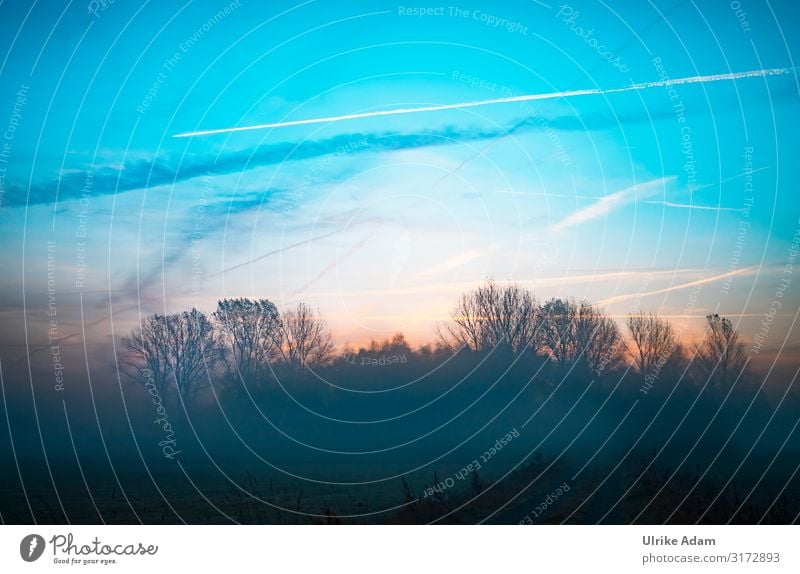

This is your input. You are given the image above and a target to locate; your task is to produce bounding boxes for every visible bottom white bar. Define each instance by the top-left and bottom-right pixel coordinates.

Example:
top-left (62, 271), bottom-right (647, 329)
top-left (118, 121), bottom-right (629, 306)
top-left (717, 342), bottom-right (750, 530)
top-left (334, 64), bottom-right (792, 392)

top-left (1, 525), bottom-right (797, 573)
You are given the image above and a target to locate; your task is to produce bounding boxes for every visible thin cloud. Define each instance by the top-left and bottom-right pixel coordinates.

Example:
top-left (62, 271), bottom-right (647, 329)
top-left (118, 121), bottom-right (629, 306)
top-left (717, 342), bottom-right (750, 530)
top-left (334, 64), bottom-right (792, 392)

top-left (643, 200), bottom-right (743, 212)
top-left (211, 229), bottom-right (343, 277)
top-left (4, 119), bottom-right (777, 209)
top-left (290, 234), bottom-right (375, 296)
top-left (116, 190), bottom-right (276, 300)
top-left (299, 268), bottom-right (692, 299)
top-left (550, 176), bottom-right (674, 232)
top-left (418, 248), bottom-right (488, 277)
top-left (495, 190), bottom-right (602, 200)
top-left (689, 165), bottom-right (771, 192)
top-left (599, 266), bottom-right (759, 306)
top-left (174, 68), bottom-right (793, 137)
top-left (3, 122), bottom-right (554, 207)
top-left (642, 166), bottom-right (770, 212)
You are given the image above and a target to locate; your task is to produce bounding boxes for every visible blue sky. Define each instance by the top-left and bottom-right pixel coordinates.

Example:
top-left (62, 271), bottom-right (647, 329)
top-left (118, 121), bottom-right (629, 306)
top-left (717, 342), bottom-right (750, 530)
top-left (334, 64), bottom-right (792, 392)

top-left (0, 0), bottom-right (798, 354)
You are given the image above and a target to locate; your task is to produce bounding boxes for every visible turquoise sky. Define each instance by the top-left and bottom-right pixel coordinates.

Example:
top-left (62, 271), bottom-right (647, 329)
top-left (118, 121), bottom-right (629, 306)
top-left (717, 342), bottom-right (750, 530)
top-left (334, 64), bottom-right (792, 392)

top-left (0, 0), bottom-right (798, 357)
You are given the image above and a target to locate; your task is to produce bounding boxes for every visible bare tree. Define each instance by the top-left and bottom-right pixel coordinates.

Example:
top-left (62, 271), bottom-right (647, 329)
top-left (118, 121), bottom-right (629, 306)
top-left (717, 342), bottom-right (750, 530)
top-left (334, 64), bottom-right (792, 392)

top-left (693, 314), bottom-right (747, 389)
top-left (538, 299), bottom-right (621, 370)
top-left (539, 298), bottom-right (578, 364)
top-left (626, 312), bottom-right (676, 376)
top-left (436, 287), bottom-right (485, 352)
top-left (437, 281), bottom-right (539, 354)
top-left (279, 303), bottom-right (335, 369)
top-left (122, 308), bottom-right (220, 400)
top-left (214, 298), bottom-right (282, 389)
top-left (121, 313), bottom-right (172, 397)
top-left (573, 302), bottom-right (623, 373)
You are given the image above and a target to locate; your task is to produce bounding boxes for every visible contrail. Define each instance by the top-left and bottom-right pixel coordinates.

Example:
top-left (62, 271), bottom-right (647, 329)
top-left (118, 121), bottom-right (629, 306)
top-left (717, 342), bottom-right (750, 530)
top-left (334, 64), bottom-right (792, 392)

top-left (209, 229), bottom-right (342, 277)
top-left (289, 233), bottom-right (374, 296)
top-left (174, 67), bottom-right (792, 138)
top-left (643, 200), bottom-right (743, 211)
top-left (550, 176), bottom-right (674, 232)
top-left (599, 266), bottom-right (758, 306)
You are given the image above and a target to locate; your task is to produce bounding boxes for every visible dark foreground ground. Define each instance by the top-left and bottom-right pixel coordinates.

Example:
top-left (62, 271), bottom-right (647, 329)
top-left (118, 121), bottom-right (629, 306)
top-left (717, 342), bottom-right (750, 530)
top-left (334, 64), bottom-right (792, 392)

top-left (2, 350), bottom-right (799, 524)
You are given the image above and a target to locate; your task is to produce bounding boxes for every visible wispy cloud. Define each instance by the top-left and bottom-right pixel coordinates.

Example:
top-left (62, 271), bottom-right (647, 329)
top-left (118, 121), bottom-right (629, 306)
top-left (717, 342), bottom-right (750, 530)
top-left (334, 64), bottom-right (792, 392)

top-left (114, 190), bottom-right (276, 302)
top-left (5, 111), bottom-right (778, 209)
top-left (640, 166), bottom-right (770, 212)
top-left (689, 165), bottom-right (771, 192)
top-left (599, 266), bottom-right (759, 305)
top-left (3, 122), bottom-right (549, 207)
top-left (300, 268), bottom-right (693, 300)
top-left (643, 200), bottom-right (743, 212)
top-left (418, 248), bottom-right (488, 277)
top-left (495, 190), bottom-right (601, 200)
top-left (174, 68), bottom-right (793, 137)
top-left (210, 229), bottom-right (343, 278)
top-left (290, 234), bottom-right (374, 296)
top-left (550, 176), bottom-right (674, 232)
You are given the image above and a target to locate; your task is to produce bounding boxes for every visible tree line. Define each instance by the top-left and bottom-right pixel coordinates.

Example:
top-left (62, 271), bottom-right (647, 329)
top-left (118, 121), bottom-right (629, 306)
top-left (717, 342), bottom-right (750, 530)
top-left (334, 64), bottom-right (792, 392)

top-left (121, 300), bottom-right (334, 401)
top-left (120, 281), bottom-right (748, 401)
top-left (438, 281), bottom-right (747, 386)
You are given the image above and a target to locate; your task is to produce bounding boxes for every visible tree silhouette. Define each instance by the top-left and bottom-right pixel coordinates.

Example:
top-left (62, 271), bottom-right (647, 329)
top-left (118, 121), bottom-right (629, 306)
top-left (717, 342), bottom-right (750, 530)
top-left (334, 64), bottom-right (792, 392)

top-left (121, 313), bottom-right (173, 397)
top-left (122, 308), bottom-right (220, 400)
top-left (98, 284), bottom-right (800, 526)
top-left (341, 332), bottom-right (413, 365)
top-left (279, 302), bottom-right (335, 369)
top-left (693, 313), bottom-right (747, 389)
top-left (214, 298), bottom-right (282, 389)
top-left (539, 298), bottom-right (577, 365)
top-left (538, 299), bottom-right (621, 370)
top-left (574, 301), bottom-right (623, 373)
top-left (437, 280), bottom-right (539, 354)
top-left (626, 311), bottom-right (676, 376)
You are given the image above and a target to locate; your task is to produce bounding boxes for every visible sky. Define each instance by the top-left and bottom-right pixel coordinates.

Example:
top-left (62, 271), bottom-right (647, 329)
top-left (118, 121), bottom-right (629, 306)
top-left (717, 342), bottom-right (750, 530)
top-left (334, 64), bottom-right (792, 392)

top-left (0, 0), bottom-right (798, 358)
